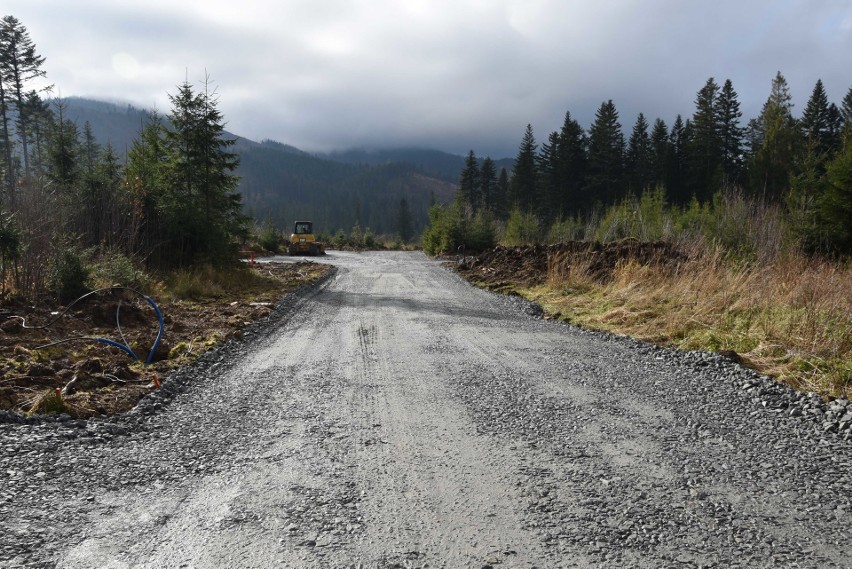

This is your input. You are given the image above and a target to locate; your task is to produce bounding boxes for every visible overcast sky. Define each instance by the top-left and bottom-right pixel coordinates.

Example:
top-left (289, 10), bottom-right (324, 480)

top-left (5, 0), bottom-right (852, 158)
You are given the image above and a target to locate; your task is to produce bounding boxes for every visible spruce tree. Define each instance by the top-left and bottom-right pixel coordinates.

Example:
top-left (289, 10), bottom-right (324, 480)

top-left (649, 118), bottom-right (669, 190)
top-left (842, 86), bottom-right (852, 137)
top-left (716, 79), bottom-right (744, 187)
top-left (509, 124), bottom-right (539, 212)
top-left (625, 113), bottom-right (651, 194)
top-left (458, 150), bottom-right (480, 210)
top-left (826, 103), bottom-right (843, 154)
top-left (750, 71), bottom-right (800, 199)
top-left (800, 79), bottom-right (832, 157)
top-left (538, 130), bottom-right (561, 222)
top-left (819, 134), bottom-right (852, 253)
top-left (479, 157), bottom-right (496, 214)
top-left (126, 112), bottom-right (169, 254)
top-left (585, 100), bottom-right (625, 206)
top-left (687, 77), bottom-right (722, 202)
top-left (556, 111), bottom-right (587, 214)
top-left (493, 167), bottom-right (510, 220)
top-left (667, 115), bottom-right (688, 203)
top-left (162, 76), bottom-right (245, 266)
top-left (0, 84), bottom-right (11, 202)
top-left (0, 16), bottom-right (49, 181)
top-left (22, 91), bottom-right (50, 173)
top-left (47, 99), bottom-right (80, 194)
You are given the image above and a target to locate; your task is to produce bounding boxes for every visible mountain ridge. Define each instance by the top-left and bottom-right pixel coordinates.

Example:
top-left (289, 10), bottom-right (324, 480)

top-left (57, 97), bottom-right (484, 235)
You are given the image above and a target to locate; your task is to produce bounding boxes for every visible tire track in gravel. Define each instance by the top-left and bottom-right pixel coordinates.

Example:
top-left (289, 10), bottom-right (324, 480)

top-left (3, 251), bottom-right (851, 569)
top-left (336, 267), bottom-right (549, 568)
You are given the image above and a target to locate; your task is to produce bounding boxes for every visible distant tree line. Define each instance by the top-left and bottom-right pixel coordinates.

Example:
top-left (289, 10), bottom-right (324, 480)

top-left (0, 15), bottom-right (246, 299)
top-left (237, 145), bottom-right (444, 241)
top-left (429, 73), bottom-right (852, 255)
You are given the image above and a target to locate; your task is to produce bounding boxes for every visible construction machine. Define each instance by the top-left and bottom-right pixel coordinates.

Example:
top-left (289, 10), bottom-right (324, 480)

top-left (288, 221), bottom-right (325, 256)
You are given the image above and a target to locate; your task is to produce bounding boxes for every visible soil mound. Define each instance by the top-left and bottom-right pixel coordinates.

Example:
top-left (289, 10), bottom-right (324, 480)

top-left (456, 240), bottom-right (688, 288)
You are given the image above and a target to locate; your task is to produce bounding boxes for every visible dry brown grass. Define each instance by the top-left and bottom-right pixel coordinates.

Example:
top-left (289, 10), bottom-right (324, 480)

top-left (538, 246), bottom-right (852, 398)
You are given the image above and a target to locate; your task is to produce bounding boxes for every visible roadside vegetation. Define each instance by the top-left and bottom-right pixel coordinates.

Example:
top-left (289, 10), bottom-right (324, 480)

top-left (0, 17), bottom-right (336, 417)
top-left (430, 75), bottom-right (852, 399)
top-left (541, 193), bottom-right (850, 398)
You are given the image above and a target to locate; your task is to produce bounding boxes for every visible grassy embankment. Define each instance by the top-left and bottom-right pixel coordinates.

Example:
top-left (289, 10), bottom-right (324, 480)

top-left (463, 190), bottom-right (851, 399)
top-left (525, 247), bottom-right (851, 399)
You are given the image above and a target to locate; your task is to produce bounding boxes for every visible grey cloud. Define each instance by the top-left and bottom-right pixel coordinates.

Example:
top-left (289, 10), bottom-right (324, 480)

top-left (5, 0), bottom-right (851, 159)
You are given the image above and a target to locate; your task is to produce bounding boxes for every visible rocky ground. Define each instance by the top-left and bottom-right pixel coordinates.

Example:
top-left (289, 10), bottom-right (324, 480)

top-left (1, 251), bottom-right (850, 568)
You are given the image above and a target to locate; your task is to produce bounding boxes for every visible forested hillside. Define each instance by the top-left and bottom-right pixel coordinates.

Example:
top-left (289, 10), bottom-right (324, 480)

top-left (57, 98), bottom-right (458, 236)
top-left (237, 141), bottom-right (455, 235)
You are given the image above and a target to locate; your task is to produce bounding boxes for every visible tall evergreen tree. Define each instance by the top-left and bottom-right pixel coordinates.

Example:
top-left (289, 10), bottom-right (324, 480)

top-left (667, 115), bottom-right (688, 203)
top-left (716, 79), bottom-right (745, 186)
top-left (0, 16), bottom-right (48, 181)
top-left (750, 71), bottom-right (800, 199)
top-left (649, 118), bottom-right (669, 190)
top-left (493, 167), bottom-right (510, 220)
top-left (538, 130), bottom-right (561, 222)
top-left (161, 77), bottom-right (245, 266)
top-left (555, 111), bottom-right (587, 214)
top-left (479, 157), bottom-right (496, 214)
top-left (458, 150), bottom-right (480, 210)
top-left (509, 124), bottom-right (539, 212)
top-left (687, 77), bottom-right (722, 201)
top-left (126, 112), bottom-right (169, 250)
top-left (22, 90), bottom-right (50, 173)
top-left (800, 79), bottom-right (832, 157)
top-left (819, 133), bottom-right (852, 253)
top-left (826, 103), bottom-right (843, 154)
top-left (0, 29), bottom-right (12, 202)
top-left (625, 113), bottom-right (651, 194)
top-left (841, 86), bottom-right (852, 137)
top-left (585, 100), bottom-right (624, 206)
top-left (47, 99), bottom-right (80, 194)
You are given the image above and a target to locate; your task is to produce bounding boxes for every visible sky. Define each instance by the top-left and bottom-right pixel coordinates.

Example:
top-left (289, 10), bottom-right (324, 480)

top-left (5, 0), bottom-right (852, 158)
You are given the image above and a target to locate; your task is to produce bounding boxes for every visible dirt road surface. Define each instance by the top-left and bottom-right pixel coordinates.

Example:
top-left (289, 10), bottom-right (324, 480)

top-left (2, 251), bottom-right (851, 568)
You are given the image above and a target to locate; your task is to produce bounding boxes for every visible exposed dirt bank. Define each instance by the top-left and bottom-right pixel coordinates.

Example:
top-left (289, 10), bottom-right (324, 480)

top-left (0, 261), bottom-right (331, 419)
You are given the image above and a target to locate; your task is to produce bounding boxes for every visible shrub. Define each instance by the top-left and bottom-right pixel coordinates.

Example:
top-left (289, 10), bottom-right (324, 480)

top-left (819, 138), bottom-right (852, 254)
top-left (594, 188), bottom-right (674, 242)
top-left (48, 244), bottom-right (90, 303)
top-left (422, 203), bottom-right (463, 254)
top-left (257, 223), bottom-right (282, 253)
top-left (89, 249), bottom-right (152, 291)
top-left (548, 215), bottom-right (585, 243)
top-left (466, 210), bottom-right (497, 251)
top-left (502, 208), bottom-right (540, 246)
top-left (705, 190), bottom-right (785, 262)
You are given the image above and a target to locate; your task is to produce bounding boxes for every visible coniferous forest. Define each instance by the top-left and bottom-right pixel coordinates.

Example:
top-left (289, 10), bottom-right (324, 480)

top-left (425, 74), bottom-right (852, 258)
top-left (1, 14), bottom-right (851, 305)
top-left (0, 16), bottom-right (251, 300)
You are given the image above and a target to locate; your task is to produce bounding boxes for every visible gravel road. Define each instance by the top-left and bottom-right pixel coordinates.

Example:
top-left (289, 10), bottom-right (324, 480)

top-left (2, 251), bottom-right (851, 568)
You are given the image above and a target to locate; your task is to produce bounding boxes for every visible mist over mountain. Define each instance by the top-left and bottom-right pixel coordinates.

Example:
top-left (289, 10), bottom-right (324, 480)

top-left (59, 97), bottom-right (474, 236)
